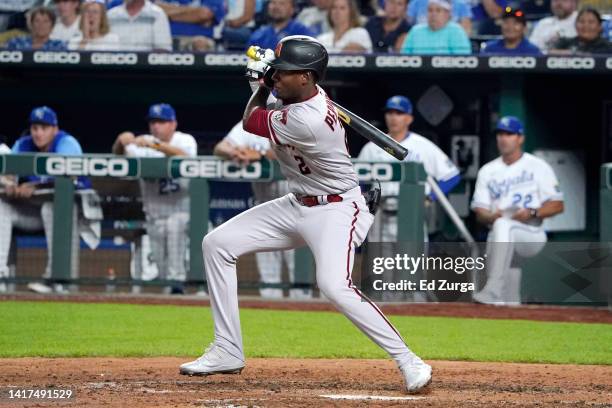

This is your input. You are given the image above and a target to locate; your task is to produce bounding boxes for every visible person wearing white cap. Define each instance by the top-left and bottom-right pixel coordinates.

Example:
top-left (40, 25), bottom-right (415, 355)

top-left (68, 0), bottom-right (120, 50)
top-left (398, 0), bottom-right (471, 54)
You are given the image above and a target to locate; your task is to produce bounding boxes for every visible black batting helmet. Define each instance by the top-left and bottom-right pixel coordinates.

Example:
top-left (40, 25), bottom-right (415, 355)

top-left (270, 36), bottom-right (329, 81)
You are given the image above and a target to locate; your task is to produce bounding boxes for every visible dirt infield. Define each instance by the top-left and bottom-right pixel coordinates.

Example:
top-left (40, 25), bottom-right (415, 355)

top-left (2, 292), bottom-right (611, 323)
top-left (1, 357), bottom-right (611, 407)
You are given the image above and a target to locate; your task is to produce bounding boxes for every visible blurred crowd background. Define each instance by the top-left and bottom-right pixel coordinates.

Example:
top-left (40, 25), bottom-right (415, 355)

top-left (0, 0), bottom-right (610, 55)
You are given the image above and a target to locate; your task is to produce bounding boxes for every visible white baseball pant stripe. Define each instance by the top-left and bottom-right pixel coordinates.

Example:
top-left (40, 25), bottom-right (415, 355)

top-left (202, 187), bottom-right (415, 368)
top-left (482, 218), bottom-right (546, 301)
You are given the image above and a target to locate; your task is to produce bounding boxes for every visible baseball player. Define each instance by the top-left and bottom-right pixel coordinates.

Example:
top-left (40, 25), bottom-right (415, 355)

top-left (0, 107), bottom-right (85, 294)
top-left (214, 122), bottom-right (311, 299)
top-left (180, 36), bottom-right (432, 393)
top-left (357, 95), bottom-right (461, 243)
top-left (471, 116), bottom-right (564, 305)
top-left (112, 103), bottom-right (197, 294)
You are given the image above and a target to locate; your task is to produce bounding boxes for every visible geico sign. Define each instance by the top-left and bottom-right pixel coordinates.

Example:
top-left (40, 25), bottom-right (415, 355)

top-left (546, 57), bottom-right (595, 69)
top-left (488, 56), bottom-right (536, 69)
top-left (33, 51), bottom-right (80, 64)
top-left (0, 51), bottom-right (23, 63)
top-left (375, 55), bottom-right (422, 68)
top-left (148, 53), bottom-right (194, 65)
top-left (328, 55), bottom-right (366, 68)
top-left (606, 58), bottom-right (612, 70)
top-left (45, 157), bottom-right (130, 176)
top-left (178, 160), bottom-right (262, 179)
top-left (91, 52), bottom-right (138, 65)
top-left (431, 56), bottom-right (478, 69)
top-left (354, 163), bottom-right (394, 181)
top-left (204, 53), bottom-right (248, 66)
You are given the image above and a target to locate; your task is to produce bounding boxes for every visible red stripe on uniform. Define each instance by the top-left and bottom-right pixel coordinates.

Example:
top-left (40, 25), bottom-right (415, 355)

top-left (345, 201), bottom-right (406, 344)
top-left (267, 110), bottom-right (281, 145)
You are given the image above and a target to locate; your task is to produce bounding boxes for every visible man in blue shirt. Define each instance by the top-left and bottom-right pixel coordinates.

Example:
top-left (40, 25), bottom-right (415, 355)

top-left (482, 8), bottom-right (542, 55)
top-left (469, 0), bottom-right (507, 34)
top-left (248, 0), bottom-right (314, 49)
top-left (155, 0), bottom-right (225, 51)
top-left (0, 107), bottom-right (84, 294)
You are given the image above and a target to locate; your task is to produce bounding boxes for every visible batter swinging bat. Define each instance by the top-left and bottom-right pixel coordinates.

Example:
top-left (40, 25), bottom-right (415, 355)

top-left (246, 46), bottom-right (408, 161)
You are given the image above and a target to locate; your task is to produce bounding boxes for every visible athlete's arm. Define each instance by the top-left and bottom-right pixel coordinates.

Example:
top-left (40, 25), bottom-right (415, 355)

top-left (474, 207), bottom-right (502, 226)
top-left (512, 200), bottom-right (564, 222)
top-left (151, 141), bottom-right (188, 157)
top-left (243, 86), bottom-right (272, 138)
top-left (213, 139), bottom-right (238, 160)
top-left (112, 132), bottom-right (135, 155)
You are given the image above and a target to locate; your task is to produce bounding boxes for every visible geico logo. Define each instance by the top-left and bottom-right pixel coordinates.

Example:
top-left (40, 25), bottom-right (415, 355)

top-left (328, 55), bottom-right (366, 67)
top-left (0, 51), bottom-right (23, 63)
top-left (148, 53), bottom-right (195, 65)
top-left (488, 56), bottom-right (536, 69)
top-left (179, 160), bottom-right (262, 178)
top-left (431, 56), bottom-right (478, 68)
top-left (91, 52), bottom-right (138, 65)
top-left (606, 58), bottom-right (612, 70)
top-left (546, 57), bottom-right (595, 69)
top-left (45, 157), bottom-right (130, 176)
top-left (204, 53), bottom-right (248, 66)
top-left (354, 163), bottom-right (394, 181)
top-left (375, 55), bottom-right (422, 68)
top-left (33, 51), bottom-right (80, 64)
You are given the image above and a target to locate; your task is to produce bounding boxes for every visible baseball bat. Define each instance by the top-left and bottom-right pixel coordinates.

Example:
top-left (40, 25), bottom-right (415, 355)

top-left (331, 101), bottom-right (408, 161)
top-left (245, 46), bottom-right (408, 161)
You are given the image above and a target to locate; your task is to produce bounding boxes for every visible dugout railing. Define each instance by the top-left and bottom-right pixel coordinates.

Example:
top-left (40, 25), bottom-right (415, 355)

top-left (0, 153), bottom-right (426, 291)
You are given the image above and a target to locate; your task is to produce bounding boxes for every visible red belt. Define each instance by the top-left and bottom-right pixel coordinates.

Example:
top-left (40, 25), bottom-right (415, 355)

top-left (296, 194), bottom-right (343, 207)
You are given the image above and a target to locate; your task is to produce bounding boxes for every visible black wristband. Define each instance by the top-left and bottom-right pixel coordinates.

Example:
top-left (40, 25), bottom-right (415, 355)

top-left (529, 208), bottom-right (538, 218)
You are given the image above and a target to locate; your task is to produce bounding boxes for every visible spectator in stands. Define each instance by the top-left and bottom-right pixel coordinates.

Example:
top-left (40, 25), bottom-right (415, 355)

top-left (529, 0), bottom-right (577, 52)
top-left (604, 19), bottom-right (611, 41)
top-left (68, 0), bottom-right (119, 50)
top-left (481, 7), bottom-right (542, 55)
top-left (297, 0), bottom-right (332, 36)
top-left (549, 7), bottom-right (612, 54)
top-left (248, 0), bottom-right (314, 49)
top-left (107, 0), bottom-right (172, 51)
top-left (0, 107), bottom-right (89, 294)
top-left (317, 0), bottom-right (372, 52)
top-left (365, 0), bottom-right (411, 52)
top-left (112, 104), bottom-right (197, 295)
top-left (407, 0), bottom-right (472, 34)
top-left (50, 0), bottom-right (81, 42)
top-left (357, 0), bottom-right (381, 17)
top-left (6, 7), bottom-right (67, 50)
top-left (469, 0), bottom-right (507, 35)
top-left (219, 0), bottom-right (256, 50)
top-left (398, 0), bottom-right (471, 54)
top-left (155, 0), bottom-right (224, 51)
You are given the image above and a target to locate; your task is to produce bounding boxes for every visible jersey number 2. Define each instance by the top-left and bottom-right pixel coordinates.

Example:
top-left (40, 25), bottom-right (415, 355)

top-left (293, 155), bottom-right (311, 175)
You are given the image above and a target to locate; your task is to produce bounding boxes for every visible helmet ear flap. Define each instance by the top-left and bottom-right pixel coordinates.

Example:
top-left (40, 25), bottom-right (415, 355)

top-left (263, 67), bottom-right (276, 88)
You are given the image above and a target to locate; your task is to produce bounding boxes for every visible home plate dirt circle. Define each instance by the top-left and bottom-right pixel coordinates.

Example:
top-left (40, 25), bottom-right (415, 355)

top-left (1, 357), bottom-right (610, 407)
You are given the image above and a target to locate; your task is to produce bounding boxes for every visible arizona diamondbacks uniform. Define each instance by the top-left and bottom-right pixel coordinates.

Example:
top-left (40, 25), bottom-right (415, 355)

top-left (471, 152), bottom-right (563, 302)
top-left (358, 132), bottom-right (460, 242)
top-left (223, 122), bottom-right (311, 299)
top-left (203, 85), bottom-right (422, 370)
top-left (125, 132), bottom-right (197, 282)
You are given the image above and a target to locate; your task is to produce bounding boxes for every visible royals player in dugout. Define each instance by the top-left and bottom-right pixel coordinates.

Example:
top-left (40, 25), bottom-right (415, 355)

top-left (179, 36), bottom-right (432, 393)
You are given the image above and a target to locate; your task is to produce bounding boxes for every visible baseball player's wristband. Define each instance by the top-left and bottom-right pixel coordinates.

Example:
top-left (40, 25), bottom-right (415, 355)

top-left (529, 208), bottom-right (539, 219)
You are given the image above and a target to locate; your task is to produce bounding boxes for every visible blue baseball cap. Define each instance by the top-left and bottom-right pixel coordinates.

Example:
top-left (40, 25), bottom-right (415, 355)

top-left (495, 116), bottom-right (524, 135)
top-left (146, 103), bottom-right (176, 122)
top-left (29, 106), bottom-right (58, 126)
top-left (384, 95), bottom-right (412, 114)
